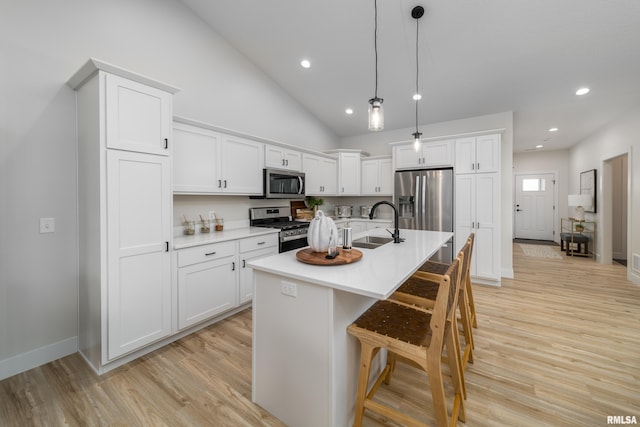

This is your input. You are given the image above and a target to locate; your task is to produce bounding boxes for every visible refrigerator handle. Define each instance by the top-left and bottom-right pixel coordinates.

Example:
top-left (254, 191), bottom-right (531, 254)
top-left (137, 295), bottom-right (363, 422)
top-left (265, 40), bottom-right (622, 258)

top-left (422, 175), bottom-right (427, 229)
top-left (415, 175), bottom-right (420, 225)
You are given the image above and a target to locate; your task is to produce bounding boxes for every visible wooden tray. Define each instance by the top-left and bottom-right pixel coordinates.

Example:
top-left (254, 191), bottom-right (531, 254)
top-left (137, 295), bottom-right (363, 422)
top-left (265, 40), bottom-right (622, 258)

top-left (295, 248), bottom-right (363, 266)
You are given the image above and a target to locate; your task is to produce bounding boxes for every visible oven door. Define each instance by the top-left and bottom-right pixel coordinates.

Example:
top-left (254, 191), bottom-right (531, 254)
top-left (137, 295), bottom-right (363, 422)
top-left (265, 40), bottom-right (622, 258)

top-left (264, 169), bottom-right (305, 199)
top-left (280, 234), bottom-right (308, 253)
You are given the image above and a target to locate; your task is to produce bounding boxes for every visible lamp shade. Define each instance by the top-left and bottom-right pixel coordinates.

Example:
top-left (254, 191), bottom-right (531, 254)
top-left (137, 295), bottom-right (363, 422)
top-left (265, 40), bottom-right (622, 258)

top-left (568, 194), bottom-right (592, 208)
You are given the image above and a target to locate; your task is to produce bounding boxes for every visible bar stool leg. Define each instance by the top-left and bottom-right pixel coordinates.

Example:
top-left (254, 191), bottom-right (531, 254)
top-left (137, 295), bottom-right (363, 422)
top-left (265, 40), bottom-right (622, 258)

top-left (353, 341), bottom-right (376, 427)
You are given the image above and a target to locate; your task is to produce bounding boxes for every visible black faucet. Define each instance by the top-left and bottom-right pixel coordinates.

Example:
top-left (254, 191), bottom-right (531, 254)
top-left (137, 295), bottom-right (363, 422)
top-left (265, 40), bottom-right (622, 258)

top-left (369, 201), bottom-right (403, 243)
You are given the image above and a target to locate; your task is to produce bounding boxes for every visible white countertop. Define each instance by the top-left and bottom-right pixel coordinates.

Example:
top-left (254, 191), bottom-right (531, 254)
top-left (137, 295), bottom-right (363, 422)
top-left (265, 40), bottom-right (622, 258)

top-left (173, 227), bottom-right (279, 250)
top-left (248, 228), bottom-right (453, 299)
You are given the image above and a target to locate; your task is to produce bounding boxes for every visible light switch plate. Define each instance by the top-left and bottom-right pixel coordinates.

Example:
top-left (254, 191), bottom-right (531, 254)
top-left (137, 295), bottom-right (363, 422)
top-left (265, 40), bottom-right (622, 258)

top-left (40, 217), bottom-right (55, 233)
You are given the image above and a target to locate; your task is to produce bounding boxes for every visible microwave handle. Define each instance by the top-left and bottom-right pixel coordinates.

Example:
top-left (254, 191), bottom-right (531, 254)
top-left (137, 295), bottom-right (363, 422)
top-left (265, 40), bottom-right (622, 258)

top-left (298, 176), bottom-right (304, 194)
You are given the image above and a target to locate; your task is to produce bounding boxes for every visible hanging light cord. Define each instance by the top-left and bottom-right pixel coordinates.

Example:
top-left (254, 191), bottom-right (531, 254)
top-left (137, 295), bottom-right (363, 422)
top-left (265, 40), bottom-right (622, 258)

top-left (414, 12), bottom-right (419, 134)
top-left (374, 0), bottom-right (379, 99)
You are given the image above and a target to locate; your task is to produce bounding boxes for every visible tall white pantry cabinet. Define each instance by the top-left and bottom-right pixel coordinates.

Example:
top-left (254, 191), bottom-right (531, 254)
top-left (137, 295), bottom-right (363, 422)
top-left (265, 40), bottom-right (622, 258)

top-left (68, 59), bottom-right (179, 373)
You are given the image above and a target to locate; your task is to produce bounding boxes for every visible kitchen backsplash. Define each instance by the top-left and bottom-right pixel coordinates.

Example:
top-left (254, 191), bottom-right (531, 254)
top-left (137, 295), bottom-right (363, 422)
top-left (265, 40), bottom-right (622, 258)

top-left (173, 194), bottom-right (394, 228)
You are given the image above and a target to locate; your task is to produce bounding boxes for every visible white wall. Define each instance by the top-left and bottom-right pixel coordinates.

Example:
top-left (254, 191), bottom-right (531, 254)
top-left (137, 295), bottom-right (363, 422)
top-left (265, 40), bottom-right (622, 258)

top-left (341, 111), bottom-right (515, 280)
top-left (0, 0), bottom-right (338, 378)
top-left (568, 104), bottom-right (640, 284)
top-left (513, 149), bottom-right (571, 242)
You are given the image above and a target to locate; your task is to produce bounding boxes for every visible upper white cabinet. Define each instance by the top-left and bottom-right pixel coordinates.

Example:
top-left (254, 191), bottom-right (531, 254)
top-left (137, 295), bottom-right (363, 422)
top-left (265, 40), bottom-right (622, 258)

top-left (393, 139), bottom-right (454, 170)
top-left (361, 157), bottom-right (392, 195)
top-left (265, 144), bottom-right (302, 171)
top-left (105, 74), bottom-right (172, 156)
top-left (221, 135), bottom-right (265, 194)
top-left (338, 152), bottom-right (361, 195)
top-left (455, 134), bottom-right (501, 174)
top-left (303, 153), bottom-right (337, 195)
top-left (173, 121), bottom-right (264, 195)
top-left (173, 123), bottom-right (221, 193)
top-left (68, 59), bottom-right (178, 372)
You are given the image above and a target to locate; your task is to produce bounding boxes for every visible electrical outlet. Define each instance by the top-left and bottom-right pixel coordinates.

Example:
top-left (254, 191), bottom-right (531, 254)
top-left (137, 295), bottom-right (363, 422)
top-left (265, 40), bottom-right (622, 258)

top-left (280, 282), bottom-right (297, 297)
top-left (209, 210), bottom-right (216, 220)
top-left (40, 217), bottom-right (55, 233)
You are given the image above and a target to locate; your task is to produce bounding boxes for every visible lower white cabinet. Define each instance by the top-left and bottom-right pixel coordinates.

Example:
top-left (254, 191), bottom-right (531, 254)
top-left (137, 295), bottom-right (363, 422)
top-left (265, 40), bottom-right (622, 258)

top-left (176, 233), bottom-right (278, 330)
top-left (239, 235), bottom-right (278, 303)
top-left (177, 241), bottom-right (238, 329)
top-left (455, 173), bottom-right (501, 281)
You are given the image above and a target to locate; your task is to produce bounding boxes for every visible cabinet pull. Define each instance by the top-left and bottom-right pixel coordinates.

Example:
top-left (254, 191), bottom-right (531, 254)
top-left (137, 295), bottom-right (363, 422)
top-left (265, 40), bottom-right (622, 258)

top-left (471, 163), bottom-right (475, 170)
top-left (286, 159), bottom-right (289, 166)
top-left (165, 241), bottom-right (169, 252)
top-left (477, 162), bottom-right (480, 170)
top-left (282, 158), bottom-right (285, 166)
top-left (257, 241), bottom-right (266, 245)
top-left (164, 138), bottom-right (168, 149)
top-left (232, 262), bottom-right (236, 271)
top-left (223, 180), bottom-right (227, 188)
top-left (218, 180), bottom-right (222, 188)
top-left (205, 251), bottom-right (217, 256)
top-left (242, 259), bottom-right (246, 268)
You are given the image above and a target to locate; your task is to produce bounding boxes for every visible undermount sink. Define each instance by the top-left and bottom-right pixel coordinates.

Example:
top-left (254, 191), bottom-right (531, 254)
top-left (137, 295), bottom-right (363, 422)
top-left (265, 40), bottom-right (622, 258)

top-left (351, 235), bottom-right (394, 249)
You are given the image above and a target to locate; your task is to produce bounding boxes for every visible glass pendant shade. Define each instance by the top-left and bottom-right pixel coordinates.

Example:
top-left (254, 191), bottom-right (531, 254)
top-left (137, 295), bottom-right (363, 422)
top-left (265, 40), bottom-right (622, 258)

top-left (413, 131), bottom-right (422, 152)
top-left (368, 98), bottom-right (384, 131)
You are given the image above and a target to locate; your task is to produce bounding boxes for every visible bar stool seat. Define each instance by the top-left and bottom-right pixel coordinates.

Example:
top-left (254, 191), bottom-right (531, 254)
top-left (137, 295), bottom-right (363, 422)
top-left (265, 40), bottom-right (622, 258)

top-left (391, 236), bottom-right (475, 370)
top-left (348, 259), bottom-right (465, 427)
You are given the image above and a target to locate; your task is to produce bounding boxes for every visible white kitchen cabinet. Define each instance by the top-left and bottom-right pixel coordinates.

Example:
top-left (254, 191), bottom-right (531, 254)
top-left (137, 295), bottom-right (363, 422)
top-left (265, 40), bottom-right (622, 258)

top-left (173, 123), bottom-right (221, 193)
top-left (173, 121), bottom-right (264, 195)
top-left (366, 220), bottom-right (393, 230)
top-left (105, 74), bottom-right (172, 156)
top-left (393, 139), bottom-right (453, 170)
top-left (177, 241), bottom-right (238, 330)
top-left (239, 235), bottom-right (279, 304)
top-left (455, 134), bottom-right (501, 174)
top-left (221, 134), bottom-right (265, 193)
top-left (455, 173), bottom-right (501, 281)
top-left (106, 150), bottom-right (172, 360)
top-left (69, 59), bottom-right (178, 372)
top-left (338, 152), bottom-right (361, 195)
top-left (265, 144), bottom-right (302, 171)
top-left (347, 220), bottom-right (367, 235)
top-left (303, 153), bottom-right (337, 195)
top-left (361, 157), bottom-right (392, 195)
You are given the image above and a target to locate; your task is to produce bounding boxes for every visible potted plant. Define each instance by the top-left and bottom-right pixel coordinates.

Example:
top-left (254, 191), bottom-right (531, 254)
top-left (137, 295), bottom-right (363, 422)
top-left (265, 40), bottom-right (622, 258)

top-left (305, 196), bottom-right (324, 215)
top-left (575, 221), bottom-right (585, 233)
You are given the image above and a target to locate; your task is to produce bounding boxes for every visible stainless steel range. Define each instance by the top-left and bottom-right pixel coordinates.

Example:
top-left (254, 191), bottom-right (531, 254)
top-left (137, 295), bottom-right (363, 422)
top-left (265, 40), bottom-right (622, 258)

top-left (249, 206), bottom-right (309, 253)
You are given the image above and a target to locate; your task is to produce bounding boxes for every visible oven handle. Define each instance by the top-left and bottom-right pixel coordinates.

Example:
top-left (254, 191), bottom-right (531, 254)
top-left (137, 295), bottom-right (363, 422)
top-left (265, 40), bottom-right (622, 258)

top-left (298, 176), bottom-right (304, 194)
top-left (280, 234), bottom-right (308, 243)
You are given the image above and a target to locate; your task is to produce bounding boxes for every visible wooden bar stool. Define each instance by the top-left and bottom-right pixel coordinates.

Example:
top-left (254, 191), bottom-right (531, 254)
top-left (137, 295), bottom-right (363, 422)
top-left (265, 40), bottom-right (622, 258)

top-left (419, 234), bottom-right (477, 329)
top-left (347, 258), bottom-right (465, 427)
top-left (391, 236), bottom-right (475, 371)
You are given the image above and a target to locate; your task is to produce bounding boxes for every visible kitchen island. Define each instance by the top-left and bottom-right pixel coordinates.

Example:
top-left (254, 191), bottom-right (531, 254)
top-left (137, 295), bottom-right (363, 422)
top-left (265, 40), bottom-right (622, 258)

top-left (248, 228), bottom-right (453, 427)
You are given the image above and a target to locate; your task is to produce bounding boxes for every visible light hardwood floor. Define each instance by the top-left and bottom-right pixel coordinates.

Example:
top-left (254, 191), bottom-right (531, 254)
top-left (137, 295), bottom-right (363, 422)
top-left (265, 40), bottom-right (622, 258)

top-left (2, 244), bottom-right (639, 426)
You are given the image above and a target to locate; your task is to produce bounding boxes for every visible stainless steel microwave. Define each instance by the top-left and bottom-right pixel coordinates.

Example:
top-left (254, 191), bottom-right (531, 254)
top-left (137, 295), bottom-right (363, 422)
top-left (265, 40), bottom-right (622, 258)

top-left (254, 168), bottom-right (305, 199)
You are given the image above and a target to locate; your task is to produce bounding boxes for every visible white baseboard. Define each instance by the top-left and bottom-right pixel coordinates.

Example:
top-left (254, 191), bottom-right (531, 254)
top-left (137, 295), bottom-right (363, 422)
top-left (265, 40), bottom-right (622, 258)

top-left (0, 336), bottom-right (78, 381)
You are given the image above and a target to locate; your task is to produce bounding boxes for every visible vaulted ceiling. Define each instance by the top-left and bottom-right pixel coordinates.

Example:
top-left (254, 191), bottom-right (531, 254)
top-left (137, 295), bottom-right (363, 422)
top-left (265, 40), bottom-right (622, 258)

top-left (179, 0), bottom-right (640, 152)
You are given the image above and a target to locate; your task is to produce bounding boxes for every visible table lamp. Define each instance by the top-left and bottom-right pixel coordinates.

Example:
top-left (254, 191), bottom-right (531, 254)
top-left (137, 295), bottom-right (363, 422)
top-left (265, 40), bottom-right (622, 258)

top-left (568, 194), bottom-right (592, 221)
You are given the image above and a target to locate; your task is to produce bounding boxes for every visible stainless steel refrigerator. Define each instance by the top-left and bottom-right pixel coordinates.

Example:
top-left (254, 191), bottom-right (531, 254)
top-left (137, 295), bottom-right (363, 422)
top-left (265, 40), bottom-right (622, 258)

top-left (395, 168), bottom-right (454, 263)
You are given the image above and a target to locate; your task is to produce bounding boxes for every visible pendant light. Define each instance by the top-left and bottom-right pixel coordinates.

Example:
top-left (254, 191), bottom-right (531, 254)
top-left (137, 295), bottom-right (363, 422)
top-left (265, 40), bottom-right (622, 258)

top-left (368, 0), bottom-right (384, 131)
top-left (411, 6), bottom-right (424, 151)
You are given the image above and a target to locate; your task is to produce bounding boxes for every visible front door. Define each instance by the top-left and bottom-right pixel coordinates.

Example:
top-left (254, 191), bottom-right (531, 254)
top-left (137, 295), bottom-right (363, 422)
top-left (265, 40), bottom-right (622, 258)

top-left (514, 173), bottom-right (555, 240)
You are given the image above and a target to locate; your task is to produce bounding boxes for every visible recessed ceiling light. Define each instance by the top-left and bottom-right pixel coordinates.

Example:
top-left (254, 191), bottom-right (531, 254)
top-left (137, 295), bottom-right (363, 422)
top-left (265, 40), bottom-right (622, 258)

top-left (412, 93), bottom-right (422, 101)
top-left (345, 108), bottom-right (354, 115)
top-left (536, 144), bottom-right (544, 149)
top-left (549, 127), bottom-right (559, 132)
top-left (300, 59), bottom-right (311, 69)
top-left (576, 87), bottom-right (590, 96)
